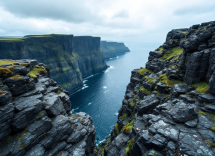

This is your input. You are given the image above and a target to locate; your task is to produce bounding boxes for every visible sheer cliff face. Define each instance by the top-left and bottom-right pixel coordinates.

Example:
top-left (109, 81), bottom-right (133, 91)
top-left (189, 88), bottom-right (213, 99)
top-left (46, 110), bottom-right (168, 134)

top-left (100, 21), bottom-right (215, 156)
top-left (0, 39), bottom-right (24, 59)
top-left (0, 35), bottom-right (107, 94)
top-left (73, 36), bottom-right (107, 78)
top-left (100, 41), bottom-right (130, 59)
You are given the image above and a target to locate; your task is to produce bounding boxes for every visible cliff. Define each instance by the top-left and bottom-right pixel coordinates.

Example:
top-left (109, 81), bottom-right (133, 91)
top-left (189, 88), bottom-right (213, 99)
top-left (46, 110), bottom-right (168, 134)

top-left (73, 36), bottom-right (107, 78)
top-left (100, 41), bottom-right (130, 59)
top-left (0, 59), bottom-right (96, 155)
top-left (99, 21), bottom-right (215, 156)
top-left (0, 35), bottom-right (107, 94)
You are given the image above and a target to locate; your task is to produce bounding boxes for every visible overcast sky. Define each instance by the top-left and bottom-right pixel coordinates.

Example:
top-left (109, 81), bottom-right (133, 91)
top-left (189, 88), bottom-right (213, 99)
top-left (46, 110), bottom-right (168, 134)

top-left (0, 0), bottom-right (215, 49)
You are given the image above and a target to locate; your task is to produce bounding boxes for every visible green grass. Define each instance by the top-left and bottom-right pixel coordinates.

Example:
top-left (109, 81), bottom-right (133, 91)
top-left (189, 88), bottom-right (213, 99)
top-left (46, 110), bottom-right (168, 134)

top-left (0, 60), bottom-right (15, 65)
top-left (121, 113), bottom-right (128, 121)
top-left (126, 147), bottom-right (130, 154)
top-left (123, 120), bottom-right (135, 132)
top-left (0, 136), bottom-right (12, 149)
top-left (199, 110), bottom-right (207, 116)
top-left (9, 74), bottom-right (22, 80)
top-left (159, 47), bottom-right (183, 61)
top-left (138, 68), bottom-right (152, 76)
top-left (158, 47), bottom-right (163, 53)
top-left (167, 39), bottom-right (178, 43)
top-left (0, 66), bottom-right (16, 75)
top-left (115, 123), bottom-right (120, 135)
top-left (207, 141), bottom-right (215, 148)
top-left (126, 137), bottom-right (135, 154)
top-left (19, 144), bottom-right (25, 149)
top-left (144, 76), bottom-right (156, 84)
top-left (28, 65), bottom-right (47, 78)
top-left (155, 91), bottom-right (160, 95)
top-left (159, 73), bottom-right (186, 87)
top-left (191, 82), bottom-right (209, 94)
top-left (0, 38), bottom-right (25, 42)
top-left (130, 101), bottom-right (135, 107)
top-left (98, 137), bottom-right (111, 156)
top-left (127, 137), bottom-right (135, 148)
top-left (139, 86), bottom-right (152, 95)
top-left (210, 127), bottom-right (215, 131)
top-left (210, 114), bottom-right (215, 122)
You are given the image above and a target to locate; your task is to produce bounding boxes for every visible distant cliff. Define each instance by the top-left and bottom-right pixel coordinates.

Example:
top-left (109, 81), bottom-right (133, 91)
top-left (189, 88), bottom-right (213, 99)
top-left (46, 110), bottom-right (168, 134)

top-left (0, 35), bottom-right (107, 94)
top-left (100, 41), bottom-right (130, 59)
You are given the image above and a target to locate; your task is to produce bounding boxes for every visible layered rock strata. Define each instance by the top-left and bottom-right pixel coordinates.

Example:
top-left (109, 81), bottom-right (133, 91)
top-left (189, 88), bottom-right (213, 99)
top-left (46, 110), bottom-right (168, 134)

top-left (99, 21), bottom-right (215, 156)
top-left (100, 41), bottom-right (130, 59)
top-left (0, 59), bottom-right (96, 156)
top-left (0, 35), bottom-right (107, 94)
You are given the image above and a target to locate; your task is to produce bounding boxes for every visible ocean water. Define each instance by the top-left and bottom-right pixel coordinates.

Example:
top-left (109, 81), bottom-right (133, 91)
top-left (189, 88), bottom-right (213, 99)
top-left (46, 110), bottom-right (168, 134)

top-left (69, 45), bottom-right (159, 144)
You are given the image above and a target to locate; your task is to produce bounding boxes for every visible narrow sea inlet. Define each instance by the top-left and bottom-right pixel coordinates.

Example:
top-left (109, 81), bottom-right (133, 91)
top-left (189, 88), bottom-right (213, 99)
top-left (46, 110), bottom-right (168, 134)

top-left (70, 45), bottom-right (157, 144)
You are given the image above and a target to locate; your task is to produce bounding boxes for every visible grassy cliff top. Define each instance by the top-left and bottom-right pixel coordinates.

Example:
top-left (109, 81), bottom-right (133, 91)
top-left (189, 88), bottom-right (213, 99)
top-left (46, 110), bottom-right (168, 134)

top-left (0, 34), bottom-right (74, 43)
top-left (0, 37), bottom-right (25, 42)
top-left (24, 34), bottom-right (72, 38)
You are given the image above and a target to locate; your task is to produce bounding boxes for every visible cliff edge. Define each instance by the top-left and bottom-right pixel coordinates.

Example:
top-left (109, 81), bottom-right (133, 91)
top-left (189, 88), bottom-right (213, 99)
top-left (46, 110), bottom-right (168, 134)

top-left (0, 59), bottom-right (96, 156)
top-left (0, 34), bottom-right (107, 94)
top-left (99, 21), bottom-right (215, 156)
top-left (100, 41), bottom-right (130, 59)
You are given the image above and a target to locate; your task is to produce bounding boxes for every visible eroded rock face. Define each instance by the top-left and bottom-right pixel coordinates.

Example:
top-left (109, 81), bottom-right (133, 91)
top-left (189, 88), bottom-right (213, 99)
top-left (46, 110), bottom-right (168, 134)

top-left (101, 21), bottom-right (215, 156)
top-left (0, 59), bottom-right (96, 156)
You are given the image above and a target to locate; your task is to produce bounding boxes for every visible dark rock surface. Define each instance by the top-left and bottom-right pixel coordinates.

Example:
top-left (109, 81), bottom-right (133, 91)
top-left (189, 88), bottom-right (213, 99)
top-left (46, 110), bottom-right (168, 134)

top-left (100, 21), bottom-right (215, 156)
top-left (0, 60), bottom-right (96, 156)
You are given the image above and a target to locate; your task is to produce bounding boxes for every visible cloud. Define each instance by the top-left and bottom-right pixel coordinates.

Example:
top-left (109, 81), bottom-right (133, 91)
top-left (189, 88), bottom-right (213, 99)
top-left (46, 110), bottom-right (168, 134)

top-left (174, 4), bottom-right (215, 16)
top-left (0, 0), bottom-right (215, 50)
top-left (0, 0), bottom-right (102, 23)
top-left (112, 11), bottom-right (129, 19)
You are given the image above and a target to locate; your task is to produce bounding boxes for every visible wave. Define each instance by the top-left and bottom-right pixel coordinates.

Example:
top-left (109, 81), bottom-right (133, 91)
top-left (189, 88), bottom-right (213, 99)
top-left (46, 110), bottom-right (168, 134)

top-left (71, 107), bottom-right (79, 114)
top-left (82, 84), bottom-right (88, 90)
top-left (104, 66), bottom-right (115, 73)
top-left (85, 75), bottom-right (94, 79)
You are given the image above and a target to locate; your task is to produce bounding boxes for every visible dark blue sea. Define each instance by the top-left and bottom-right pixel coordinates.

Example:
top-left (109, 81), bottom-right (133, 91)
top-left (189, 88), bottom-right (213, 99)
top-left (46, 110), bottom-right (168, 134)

top-left (69, 45), bottom-right (159, 144)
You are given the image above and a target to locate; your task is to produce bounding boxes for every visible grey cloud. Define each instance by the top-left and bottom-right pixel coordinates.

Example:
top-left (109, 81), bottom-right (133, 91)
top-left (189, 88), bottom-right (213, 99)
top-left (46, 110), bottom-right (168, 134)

top-left (112, 10), bottom-right (129, 18)
top-left (0, 0), bottom-right (102, 23)
top-left (174, 4), bottom-right (215, 16)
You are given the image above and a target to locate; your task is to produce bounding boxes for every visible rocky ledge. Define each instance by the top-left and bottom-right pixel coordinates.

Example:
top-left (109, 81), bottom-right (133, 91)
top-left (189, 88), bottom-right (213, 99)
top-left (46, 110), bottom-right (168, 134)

top-left (0, 59), bottom-right (96, 156)
top-left (99, 21), bottom-right (215, 156)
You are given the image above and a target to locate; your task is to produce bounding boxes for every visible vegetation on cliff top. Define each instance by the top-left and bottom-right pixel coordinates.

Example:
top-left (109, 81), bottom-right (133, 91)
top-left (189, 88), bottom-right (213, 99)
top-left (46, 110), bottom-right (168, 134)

top-left (159, 73), bottom-right (186, 86)
top-left (138, 68), bottom-right (152, 76)
top-left (159, 47), bottom-right (183, 61)
top-left (0, 38), bottom-right (25, 42)
top-left (191, 82), bottom-right (210, 94)
top-left (28, 65), bottom-right (47, 78)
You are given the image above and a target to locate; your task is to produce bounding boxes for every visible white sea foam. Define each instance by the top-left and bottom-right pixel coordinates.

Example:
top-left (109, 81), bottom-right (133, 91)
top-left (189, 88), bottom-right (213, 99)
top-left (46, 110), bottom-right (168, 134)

top-left (71, 107), bottom-right (79, 114)
top-left (82, 84), bottom-right (88, 90)
top-left (83, 80), bottom-right (88, 83)
top-left (103, 86), bottom-right (107, 89)
top-left (104, 66), bottom-right (115, 73)
top-left (104, 90), bottom-right (109, 93)
top-left (85, 75), bottom-right (94, 79)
